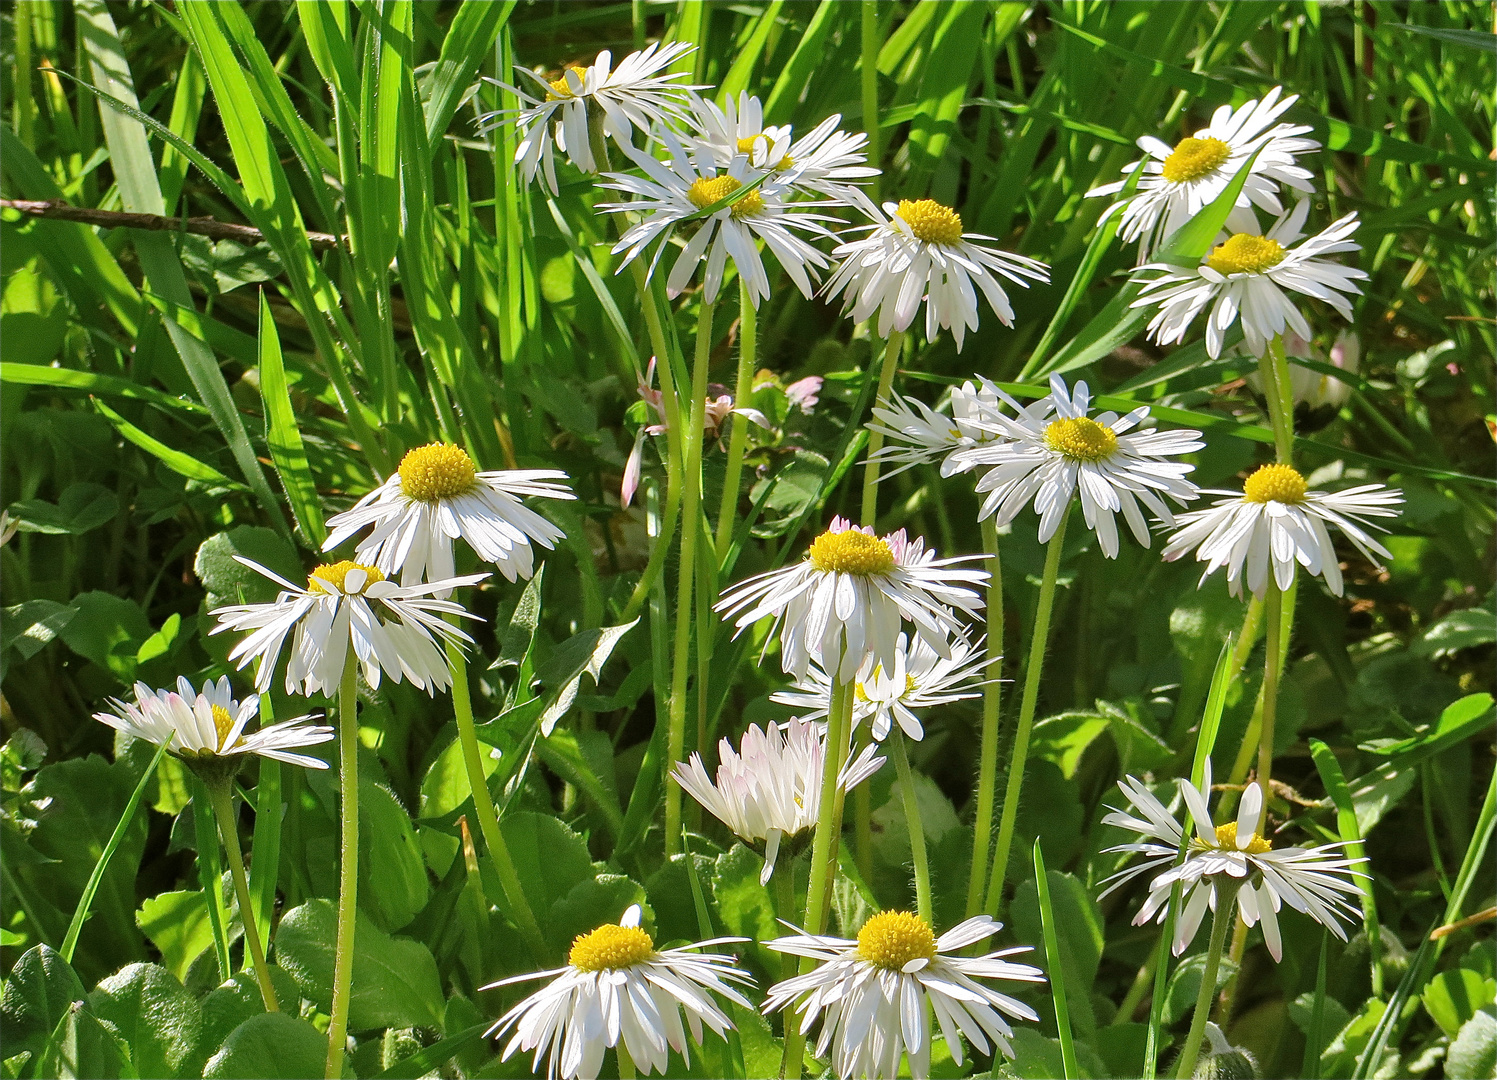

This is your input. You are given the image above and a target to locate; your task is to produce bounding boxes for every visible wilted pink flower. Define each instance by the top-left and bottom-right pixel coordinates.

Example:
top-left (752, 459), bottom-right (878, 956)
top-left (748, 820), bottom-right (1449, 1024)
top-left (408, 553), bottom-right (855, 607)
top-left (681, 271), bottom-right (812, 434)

top-left (785, 375), bottom-right (823, 413)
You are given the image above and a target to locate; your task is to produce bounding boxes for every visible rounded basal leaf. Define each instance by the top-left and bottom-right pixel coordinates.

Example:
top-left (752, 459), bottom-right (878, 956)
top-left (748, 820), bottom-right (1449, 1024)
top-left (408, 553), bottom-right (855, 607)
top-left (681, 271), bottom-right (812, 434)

top-left (193, 526), bottom-right (303, 607)
top-left (0, 945), bottom-right (87, 1063)
top-left (1447, 1010), bottom-right (1497, 1080)
top-left (203, 1012), bottom-right (331, 1080)
top-left (88, 962), bottom-right (204, 1080)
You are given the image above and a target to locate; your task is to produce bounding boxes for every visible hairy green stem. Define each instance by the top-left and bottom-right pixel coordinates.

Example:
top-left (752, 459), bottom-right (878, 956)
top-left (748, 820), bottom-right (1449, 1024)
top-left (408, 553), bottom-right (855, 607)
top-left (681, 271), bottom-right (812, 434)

top-left (986, 507), bottom-right (1070, 917)
top-left (1174, 881), bottom-right (1241, 1079)
top-left (967, 516), bottom-right (1005, 918)
top-left (1257, 583), bottom-right (1284, 799)
top-left (714, 278), bottom-right (757, 561)
top-left (325, 652), bottom-right (359, 1080)
top-left (616, 1041), bottom-right (637, 1080)
top-left (858, 331), bottom-right (904, 527)
top-left (665, 296), bottom-right (715, 856)
top-left (891, 733), bottom-right (932, 924)
top-left (206, 780), bottom-right (279, 1013)
top-left (773, 863), bottom-right (799, 985)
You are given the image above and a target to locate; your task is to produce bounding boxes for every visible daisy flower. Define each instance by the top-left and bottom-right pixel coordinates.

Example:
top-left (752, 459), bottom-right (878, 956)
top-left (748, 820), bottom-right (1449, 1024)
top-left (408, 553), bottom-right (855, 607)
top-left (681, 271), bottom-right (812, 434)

top-left (323, 443), bottom-right (573, 590)
top-left (480, 42), bottom-right (700, 195)
top-left (1131, 200), bottom-right (1367, 359)
top-left (715, 517), bottom-right (986, 683)
top-left (210, 559), bottom-right (484, 696)
top-left (1099, 768), bottom-right (1367, 961)
top-left (865, 377), bottom-right (1007, 480)
top-left (599, 132), bottom-right (833, 308)
top-left (823, 199), bottom-right (1050, 351)
top-left (672, 718), bottom-right (884, 884)
top-left (686, 91), bottom-right (878, 205)
top-left (93, 677), bottom-right (333, 769)
top-left (1162, 462), bottom-right (1402, 597)
top-left (1087, 86), bottom-right (1319, 261)
top-left (483, 904), bottom-right (755, 1080)
top-left (772, 631), bottom-right (988, 742)
top-left (762, 912), bottom-right (1045, 1080)
top-left (947, 375), bottom-right (1204, 558)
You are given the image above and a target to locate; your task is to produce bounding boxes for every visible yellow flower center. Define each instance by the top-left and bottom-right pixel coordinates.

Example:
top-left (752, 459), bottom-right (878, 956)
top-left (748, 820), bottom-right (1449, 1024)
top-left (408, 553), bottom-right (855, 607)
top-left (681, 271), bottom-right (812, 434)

top-left (733, 134), bottom-right (792, 170)
top-left (857, 911), bottom-right (937, 971)
top-left (568, 923), bottom-right (655, 972)
top-left (687, 174), bottom-right (763, 219)
top-left (307, 561), bottom-right (386, 596)
top-left (1206, 234), bottom-right (1287, 276)
top-left (1044, 417), bottom-right (1118, 462)
top-left (398, 443), bottom-right (478, 502)
top-left (1160, 136), bottom-right (1233, 183)
top-left (546, 66), bottom-right (586, 99)
top-left (210, 704), bottom-right (239, 750)
top-left (808, 529), bottom-right (896, 577)
top-left (895, 199), bottom-right (963, 245)
top-left (1214, 821), bottom-right (1273, 855)
top-left (1242, 463), bottom-right (1308, 505)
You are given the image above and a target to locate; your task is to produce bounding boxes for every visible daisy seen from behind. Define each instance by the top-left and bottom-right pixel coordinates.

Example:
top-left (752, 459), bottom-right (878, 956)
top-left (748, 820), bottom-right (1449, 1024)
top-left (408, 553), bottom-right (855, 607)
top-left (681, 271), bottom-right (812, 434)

top-left (772, 631), bottom-right (988, 742)
top-left (1162, 462), bottom-right (1402, 597)
top-left (762, 911), bottom-right (1045, 1080)
top-left (947, 374), bottom-right (1204, 558)
top-left (210, 558), bottom-right (484, 696)
top-left (1087, 86), bottom-right (1319, 261)
top-left (715, 517), bottom-right (986, 683)
top-left (480, 41), bottom-right (700, 195)
top-left (864, 377), bottom-right (1008, 480)
top-left (93, 676), bottom-right (333, 769)
top-left (672, 717), bottom-right (884, 884)
top-left (823, 198), bottom-right (1050, 351)
top-left (483, 904), bottom-right (755, 1080)
top-left (1099, 767), bottom-right (1367, 961)
top-left (323, 442), bottom-right (574, 589)
top-left (599, 132), bottom-right (833, 308)
top-left (1131, 199), bottom-right (1367, 358)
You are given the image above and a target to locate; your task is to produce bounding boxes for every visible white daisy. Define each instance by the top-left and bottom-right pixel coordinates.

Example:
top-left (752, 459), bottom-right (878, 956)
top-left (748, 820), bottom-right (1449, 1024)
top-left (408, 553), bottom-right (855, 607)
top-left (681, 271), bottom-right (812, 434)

top-left (93, 677), bottom-right (333, 769)
top-left (1087, 86), bottom-right (1320, 261)
top-left (1099, 768), bottom-right (1367, 962)
top-left (772, 632), bottom-right (988, 742)
top-left (672, 718), bottom-right (884, 885)
top-left (762, 912), bottom-right (1045, 1080)
top-left (686, 91), bottom-right (878, 205)
top-left (1161, 462), bottom-right (1402, 598)
top-left (864, 377), bottom-right (1008, 480)
top-left (483, 904), bottom-right (755, 1080)
top-left (715, 517), bottom-right (986, 683)
top-left (1131, 200), bottom-right (1367, 359)
top-left (823, 199), bottom-right (1050, 351)
top-left (599, 132), bottom-right (834, 308)
top-left (210, 559), bottom-right (484, 696)
top-left (480, 42), bottom-right (700, 195)
top-left (947, 375), bottom-right (1203, 558)
top-left (323, 443), bottom-right (573, 590)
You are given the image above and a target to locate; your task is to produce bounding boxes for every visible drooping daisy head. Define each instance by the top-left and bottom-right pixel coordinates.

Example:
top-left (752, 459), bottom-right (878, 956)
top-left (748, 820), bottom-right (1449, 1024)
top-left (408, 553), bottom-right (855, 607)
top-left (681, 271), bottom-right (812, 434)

top-left (1162, 462), bottom-right (1402, 597)
top-left (1131, 200), bottom-right (1368, 359)
top-left (772, 631), bottom-right (988, 742)
top-left (947, 375), bottom-right (1204, 558)
top-left (1087, 86), bottom-right (1320, 262)
top-left (762, 912), bottom-right (1045, 1080)
top-left (673, 718), bottom-right (884, 884)
top-left (483, 904), bottom-right (754, 1080)
top-left (1099, 768), bottom-right (1367, 961)
top-left (322, 443), bottom-right (573, 591)
top-left (866, 377), bottom-right (1009, 479)
top-left (823, 199), bottom-right (1050, 350)
top-left (599, 132), bottom-right (834, 308)
top-left (715, 517), bottom-right (986, 683)
top-left (93, 677), bottom-right (333, 774)
top-left (479, 42), bottom-right (701, 195)
top-left (210, 558), bottom-right (485, 697)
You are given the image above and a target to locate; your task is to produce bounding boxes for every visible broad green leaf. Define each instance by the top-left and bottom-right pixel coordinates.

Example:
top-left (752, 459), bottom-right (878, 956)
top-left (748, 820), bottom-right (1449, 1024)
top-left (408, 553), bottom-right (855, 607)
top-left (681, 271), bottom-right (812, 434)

top-left (88, 963), bottom-right (203, 1080)
top-left (418, 733), bottom-right (499, 820)
top-left (1447, 1009), bottom-right (1497, 1080)
top-left (198, 969), bottom-right (303, 1065)
top-left (2, 600), bottom-right (76, 672)
top-left (1028, 713), bottom-right (1110, 780)
top-left (359, 778), bottom-right (430, 932)
top-left (1423, 969), bottom-right (1497, 1039)
top-left (202, 1012), bottom-right (328, 1080)
top-left (57, 591), bottom-right (152, 682)
top-left (193, 527), bottom-right (304, 607)
top-left (135, 891), bottom-right (215, 982)
top-left (712, 843), bottom-right (779, 977)
top-left (535, 729), bottom-right (623, 839)
top-left (1012, 869), bottom-right (1104, 1037)
top-left (497, 811), bottom-right (594, 919)
top-left (1163, 953), bottom-right (1240, 1027)
top-left (0, 945), bottom-right (88, 1065)
top-left (545, 875), bottom-right (649, 956)
top-left (537, 619), bottom-right (639, 735)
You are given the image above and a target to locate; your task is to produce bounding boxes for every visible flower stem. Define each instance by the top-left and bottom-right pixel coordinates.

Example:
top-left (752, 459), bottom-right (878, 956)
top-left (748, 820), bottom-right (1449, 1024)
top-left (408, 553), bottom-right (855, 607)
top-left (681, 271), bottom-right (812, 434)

top-left (616, 1042), bottom-right (637, 1080)
top-left (779, 676), bottom-right (854, 1080)
top-left (1174, 881), bottom-right (1241, 1079)
top-left (445, 621), bottom-right (548, 962)
top-left (665, 296), bottom-right (715, 856)
top-left (858, 331), bottom-right (904, 527)
top-left (205, 780), bottom-right (278, 1013)
top-left (891, 733), bottom-right (932, 924)
top-left (1257, 582), bottom-right (1284, 800)
top-left (714, 278), bottom-right (757, 562)
top-left (325, 651), bottom-right (360, 1080)
top-left (985, 507), bottom-right (1070, 917)
top-left (773, 862), bottom-right (799, 984)
top-left (966, 516), bottom-right (1005, 919)
top-left (1259, 336), bottom-right (1296, 465)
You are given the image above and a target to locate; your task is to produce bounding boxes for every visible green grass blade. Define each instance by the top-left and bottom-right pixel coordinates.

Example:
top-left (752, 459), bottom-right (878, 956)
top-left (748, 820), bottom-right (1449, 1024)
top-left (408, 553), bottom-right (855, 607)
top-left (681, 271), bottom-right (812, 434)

top-left (192, 778), bottom-right (233, 982)
top-left (1192, 636), bottom-right (1236, 790)
top-left (158, 50), bottom-right (205, 214)
top-left (1033, 841), bottom-right (1080, 1079)
top-left (249, 717), bottom-right (282, 972)
top-left (424, 0), bottom-right (515, 147)
top-left (1309, 739), bottom-right (1380, 993)
top-left (91, 397), bottom-right (245, 488)
top-left (59, 740), bottom-right (169, 964)
top-left (716, 0), bottom-right (784, 104)
top-left (0, 363), bottom-right (207, 414)
top-left (257, 290), bottom-right (326, 546)
top-left (904, 1), bottom-right (986, 201)
top-left (763, 2), bottom-right (839, 124)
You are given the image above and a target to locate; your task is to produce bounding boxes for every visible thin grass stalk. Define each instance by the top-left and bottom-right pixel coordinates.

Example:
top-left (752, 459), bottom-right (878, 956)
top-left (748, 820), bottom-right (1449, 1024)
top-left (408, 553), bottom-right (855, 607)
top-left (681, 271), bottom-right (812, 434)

top-left (205, 779), bottom-right (279, 1012)
top-left (1034, 841), bottom-right (1079, 1080)
top-left (714, 279), bottom-right (757, 561)
top-left (858, 331), bottom-right (905, 527)
top-left (986, 507), bottom-right (1070, 916)
top-left (1174, 880), bottom-right (1242, 1079)
top-left (325, 650), bottom-right (360, 1080)
top-left (665, 296), bottom-right (716, 856)
top-left (966, 516), bottom-right (1005, 918)
top-left (890, 733), bottom-right (932, 923)
top-left (860, 1), bottom-right (881, 202)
